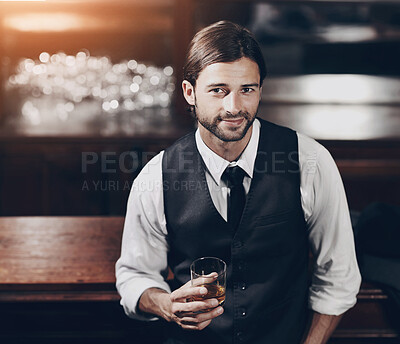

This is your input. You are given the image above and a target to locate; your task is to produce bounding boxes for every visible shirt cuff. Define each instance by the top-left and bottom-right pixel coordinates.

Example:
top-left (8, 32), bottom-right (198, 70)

top-left (119, 277), bottom-right (171, 321)
top-left (308, 281), bottom-right (361, 316)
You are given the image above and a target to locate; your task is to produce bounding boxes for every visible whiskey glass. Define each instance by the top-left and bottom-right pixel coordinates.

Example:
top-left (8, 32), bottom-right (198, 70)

top-left (190, 257), bottom-right (226, 307)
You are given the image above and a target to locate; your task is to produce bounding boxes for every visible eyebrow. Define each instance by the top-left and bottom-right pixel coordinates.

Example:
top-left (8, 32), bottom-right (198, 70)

top-left (206, 83), bottom-right (259, 88)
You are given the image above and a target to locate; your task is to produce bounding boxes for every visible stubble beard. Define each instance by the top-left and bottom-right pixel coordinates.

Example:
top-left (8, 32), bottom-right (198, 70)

top-left (194, 106), bottom-right (257, 142)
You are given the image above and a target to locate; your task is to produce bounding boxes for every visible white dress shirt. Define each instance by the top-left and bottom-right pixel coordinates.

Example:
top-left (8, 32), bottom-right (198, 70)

top-left (115, 118), bottom-right (361, 320)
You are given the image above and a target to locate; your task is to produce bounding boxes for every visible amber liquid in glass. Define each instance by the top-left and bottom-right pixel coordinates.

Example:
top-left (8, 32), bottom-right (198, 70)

top-left (192, 284), bottom-right (226, 308)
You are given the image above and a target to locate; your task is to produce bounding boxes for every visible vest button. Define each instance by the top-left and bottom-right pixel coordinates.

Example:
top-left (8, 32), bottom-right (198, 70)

top-left (241, 283), bottom-right (246, 290)
top-left (236, 331), bottom-right (243, 337)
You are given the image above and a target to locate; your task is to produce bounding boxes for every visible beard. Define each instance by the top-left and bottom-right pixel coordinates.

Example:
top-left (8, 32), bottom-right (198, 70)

top-left (194, 106), bottom-right (257, 142)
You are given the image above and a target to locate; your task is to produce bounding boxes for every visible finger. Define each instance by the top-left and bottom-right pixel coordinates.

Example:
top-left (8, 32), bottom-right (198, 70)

top-left (170, 285), bottom-right (208, 302)
top-left (191, 273), bottom-right (218, 287)
top-left (179, 306), bottom-right (224, 323)
top-left (197, 319), bottom-right (213, 330)
top-left (173, 298), bottom-right (219, 315)
top-left (179, 319), bottom-right (212, 331)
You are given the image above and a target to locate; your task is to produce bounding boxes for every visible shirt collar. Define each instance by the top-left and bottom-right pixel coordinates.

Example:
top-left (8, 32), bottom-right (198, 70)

top-left (195, 118), bottom-right (260, 186)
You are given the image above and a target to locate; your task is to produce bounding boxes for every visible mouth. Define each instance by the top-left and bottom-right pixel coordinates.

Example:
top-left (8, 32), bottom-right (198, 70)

top-left (221, 118), bottom-right (244, 126)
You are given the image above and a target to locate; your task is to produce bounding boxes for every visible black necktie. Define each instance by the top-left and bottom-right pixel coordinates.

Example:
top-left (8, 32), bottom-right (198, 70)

top-left (222, 166), bottom-right (247, 229)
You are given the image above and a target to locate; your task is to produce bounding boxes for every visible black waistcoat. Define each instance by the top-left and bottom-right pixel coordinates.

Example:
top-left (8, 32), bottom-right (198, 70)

top-left (162, 118), bottom-right (309, 344)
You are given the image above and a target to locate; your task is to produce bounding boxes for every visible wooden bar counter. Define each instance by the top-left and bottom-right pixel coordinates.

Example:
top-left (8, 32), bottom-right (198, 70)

top-left (0, 216), bottom-right (123, 302)
top-left (0, 217), bottom-right (399, 343)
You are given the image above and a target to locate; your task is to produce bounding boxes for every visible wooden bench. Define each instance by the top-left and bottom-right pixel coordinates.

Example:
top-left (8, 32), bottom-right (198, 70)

top-left (0, 217), bottom-right (398, 343)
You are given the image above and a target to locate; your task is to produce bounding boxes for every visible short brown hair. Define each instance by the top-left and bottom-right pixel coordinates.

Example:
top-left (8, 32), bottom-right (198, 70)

top-left (183, 20), bottom-right (267, 87)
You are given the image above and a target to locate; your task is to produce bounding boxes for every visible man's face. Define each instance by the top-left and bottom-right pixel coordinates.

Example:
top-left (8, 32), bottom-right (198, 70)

top-left (184, 57), bottom-right (262, 143)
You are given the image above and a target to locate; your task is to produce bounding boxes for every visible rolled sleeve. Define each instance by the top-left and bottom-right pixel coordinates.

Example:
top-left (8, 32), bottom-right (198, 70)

top-left (117, 274), bottom-right (170, 321)
top-left (299, 135), bottom-right (362, 315)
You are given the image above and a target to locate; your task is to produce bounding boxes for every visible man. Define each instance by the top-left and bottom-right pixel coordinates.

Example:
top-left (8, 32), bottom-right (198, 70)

top-left (116, 21), bottom-right (361, 344)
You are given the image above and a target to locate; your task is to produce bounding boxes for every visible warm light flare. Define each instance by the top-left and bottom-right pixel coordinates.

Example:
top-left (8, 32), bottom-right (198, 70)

top-left (4, 13), bottom-right (100, 32)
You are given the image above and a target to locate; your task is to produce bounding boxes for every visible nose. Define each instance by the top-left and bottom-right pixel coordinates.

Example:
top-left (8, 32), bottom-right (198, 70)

top-left (223, 92), bottom-right (241, 115)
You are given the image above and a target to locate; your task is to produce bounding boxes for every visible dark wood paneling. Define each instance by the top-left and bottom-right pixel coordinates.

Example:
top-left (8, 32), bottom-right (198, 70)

top-left (0, 143), bottom-right (132, 216)
top-left (0, 155), bottom-right (46, 215)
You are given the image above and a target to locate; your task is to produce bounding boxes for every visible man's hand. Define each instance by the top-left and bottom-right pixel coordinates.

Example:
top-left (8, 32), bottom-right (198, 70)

top-left (169, 280), bottom-right (224, 330)
top-left (138, 280), bottom-right (224, 331)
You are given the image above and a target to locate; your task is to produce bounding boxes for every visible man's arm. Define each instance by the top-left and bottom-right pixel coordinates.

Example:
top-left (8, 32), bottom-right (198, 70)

top-left (301, 311), bottom-right (343, 344)
top-left (116, 152), bottom-right (172, 321)
top-left (298, 134), bottom-right (361, 342)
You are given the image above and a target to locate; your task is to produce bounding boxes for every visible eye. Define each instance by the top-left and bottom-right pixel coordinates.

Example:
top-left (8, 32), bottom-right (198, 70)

top-left (242, 87), bottom-right (254, 93)
top-left (210, 88), bottom-right (225, 95)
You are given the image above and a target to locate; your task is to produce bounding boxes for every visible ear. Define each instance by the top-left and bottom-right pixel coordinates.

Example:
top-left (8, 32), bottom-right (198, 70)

top-left (182, 80), bottom-right (196, 106)
top-left (259, 86), bottom-right (262, 101)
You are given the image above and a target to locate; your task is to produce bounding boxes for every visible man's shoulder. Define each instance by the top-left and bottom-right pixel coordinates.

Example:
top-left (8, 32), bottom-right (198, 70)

top-left (162, 130), bottom-right (197, 171)
top-left (257, 117), bottom-right (325, 152)
top-left (164, 130), bottom-right (196, 154)
top-left (296, 132), bottom-right (337, 175)
top-left (257, 117), bottom-right (297, 138)
top-left (133, 151), bottom-right (164, 189)
top-left (257, 117), bottom-right (300, 153)
top-left (297, 132), bottom-right (324, 152)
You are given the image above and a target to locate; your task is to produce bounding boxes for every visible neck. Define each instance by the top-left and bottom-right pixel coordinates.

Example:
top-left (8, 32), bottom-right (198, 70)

top-left (199, 125), bottom-right (253, 162)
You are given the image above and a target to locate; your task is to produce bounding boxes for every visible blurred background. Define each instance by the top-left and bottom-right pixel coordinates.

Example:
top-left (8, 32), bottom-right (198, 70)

top-left (0, 0), bottom-right (399, 216)
top-left (0, 1), bottom-right (400, 343)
